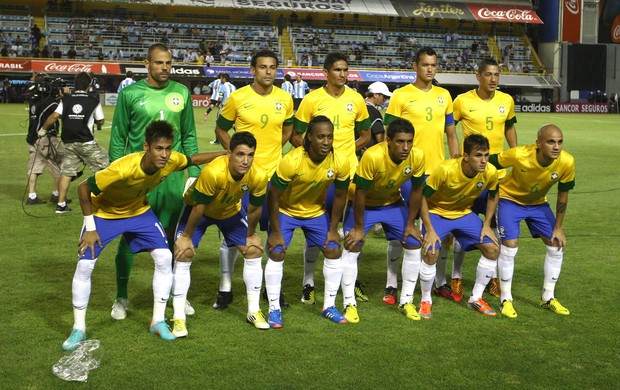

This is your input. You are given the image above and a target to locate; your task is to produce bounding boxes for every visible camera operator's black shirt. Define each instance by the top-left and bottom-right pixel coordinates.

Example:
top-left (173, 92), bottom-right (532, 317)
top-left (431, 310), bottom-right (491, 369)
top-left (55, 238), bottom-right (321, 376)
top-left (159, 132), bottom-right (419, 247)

top-left (59, 92), bottom-right (100, 143)
top-left (27, 96), bottom-right (59, 145)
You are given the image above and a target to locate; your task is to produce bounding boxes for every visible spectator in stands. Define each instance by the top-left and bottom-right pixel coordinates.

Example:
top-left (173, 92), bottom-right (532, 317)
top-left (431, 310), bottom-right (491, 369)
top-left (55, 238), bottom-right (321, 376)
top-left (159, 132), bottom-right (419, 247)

top-left (471, 40), bottom-right (479, 53)
top-left (290, 11), bottom-right (298, 26)
top-left (277, 14), bottom-right (286, 35)
top-left (205, 53), bottom-right (214, 66)
top-left (67, 46), bottom-right (77, 59)
top-left (53, 47), bottom-right (62, 58)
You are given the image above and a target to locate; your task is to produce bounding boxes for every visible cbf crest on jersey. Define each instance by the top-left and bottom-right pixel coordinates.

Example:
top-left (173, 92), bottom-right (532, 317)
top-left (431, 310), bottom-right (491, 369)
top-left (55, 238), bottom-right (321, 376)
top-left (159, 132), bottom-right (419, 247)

top-left (275, 101), bottom-right (282, 111)
top-left (327, 169), bottom-right (335, 179)
top-left (165, 92), bottom-right (184, 113)
top-left (551, 172), bottom-right (559, 181)
top-left (404, 166), bottom-right (412, 176)
top-left (346, 103), bottom-right (353, 111)
top-left (241, 184), bottom-right (249, 192)
top-left (476, 181), bottom-right (484, 188)
top-left (499, 105), bottom-right (505, 114)
top-left (438, 97), bottom-right (444, 104)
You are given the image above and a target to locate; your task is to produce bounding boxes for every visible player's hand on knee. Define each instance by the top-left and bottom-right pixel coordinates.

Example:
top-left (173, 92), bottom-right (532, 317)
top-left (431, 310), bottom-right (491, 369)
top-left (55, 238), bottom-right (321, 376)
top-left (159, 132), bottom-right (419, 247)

top-left (244, 233), bottom-right (264, 255)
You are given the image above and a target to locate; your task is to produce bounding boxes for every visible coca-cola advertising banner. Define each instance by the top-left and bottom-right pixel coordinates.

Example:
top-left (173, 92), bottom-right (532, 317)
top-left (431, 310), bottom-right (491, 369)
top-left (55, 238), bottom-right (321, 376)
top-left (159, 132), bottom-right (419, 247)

top-left (562, 0), bottom-right (582, 42)
top-left (554, 102), bottom-right (609, 113)
top-left (466, 3), bottom-right (543, 24)
top-left (598, 0), bottom-right (620, 43)
top-left (31, 61), bottom-right (121, 75)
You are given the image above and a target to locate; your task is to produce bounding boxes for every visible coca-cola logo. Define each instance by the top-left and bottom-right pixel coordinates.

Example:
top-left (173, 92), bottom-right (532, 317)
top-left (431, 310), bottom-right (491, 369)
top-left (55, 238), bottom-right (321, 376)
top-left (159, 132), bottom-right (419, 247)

top-left (44, 62), bottom-right (93, 73)
top-left (564, 0), bottom-right (580, 15)
top-left (477, 8), bottom-right (536, 22)
top-left (613, 15), bottom-right (620, 43)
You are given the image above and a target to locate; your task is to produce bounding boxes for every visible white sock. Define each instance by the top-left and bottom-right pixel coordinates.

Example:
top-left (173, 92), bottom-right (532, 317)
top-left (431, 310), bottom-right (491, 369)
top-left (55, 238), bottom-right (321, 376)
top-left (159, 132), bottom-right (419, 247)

top-left (29, 192), bottom-right (37, 199)
top-left (399, 248), bottom-right (421, 304)
top-left (172, 261), bottom-right (192, 320)
top-left (265, 258), bottom-right (284, 312)
top-left (419, 261), bottom-right (436, 303)
top-left (386, 240), bottom-right (403, 288)
top-left (58, 201), bottom-right (66, 207)
top-left (72, 259), bottom-right (96, 330)
top-left (323, 257), bottom-right (342, 309)
top-left (452, 240), bottom-right (465, 279)
top-left (219, 239), bottom-right (238, 292)
top-left (491, 228), bottom-right (500, 278)
top-left (341, 249), bottom-right (360, 306)
top-left (497, 246), bottom-right (518, 302)
top-left (471, 256), bottom-right (496, 300)
top-left (52, 190), bottom-right (59, 196)
top-left (303, 242), bottom-right (320, 286)
top-left (243, 257), bottom-right (263, 313)
top-left (151, 248), bottom-right (173, 323)
top-left (542, 246), bottom-right (563, 301)
top-left (435, 245), bottom-right (449, 287)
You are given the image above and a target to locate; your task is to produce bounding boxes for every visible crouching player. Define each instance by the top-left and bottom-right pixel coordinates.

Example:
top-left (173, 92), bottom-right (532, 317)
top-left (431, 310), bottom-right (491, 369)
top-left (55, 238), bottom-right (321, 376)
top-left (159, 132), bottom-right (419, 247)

top-left (421, 134), bottom-right (500, 317)
top-left (62, 121), bottom-right (223, 350)
top-left (172, 132), bottom-right (269, 333)
top-left (491, 124), bottom-right (574, 318)
top-left (266, 116), bottom-right (351, 327)
top-left (343, 118), bottom-right (426, 323)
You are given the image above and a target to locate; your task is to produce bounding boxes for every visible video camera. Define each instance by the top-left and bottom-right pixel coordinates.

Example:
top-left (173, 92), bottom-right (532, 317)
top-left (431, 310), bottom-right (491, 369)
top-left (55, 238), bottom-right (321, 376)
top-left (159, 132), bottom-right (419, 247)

top-left (24, 76), bottom-right (68, 102)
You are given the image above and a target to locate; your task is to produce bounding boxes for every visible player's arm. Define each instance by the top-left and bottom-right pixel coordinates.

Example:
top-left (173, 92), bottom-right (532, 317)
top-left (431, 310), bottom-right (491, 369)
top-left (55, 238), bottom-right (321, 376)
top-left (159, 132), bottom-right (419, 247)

top-left (109, 90), bottom-right (131, 161)
top-left (445, 123), bottom-right (460, 158)
top-left (344, 185), bottom-right (366, 251)
top-left (421, 186), bottom-right (440, 255)
top-left (180, 91), bottom-right (201, 178)
top-left (551, 190), bottom-right (569, 248)
top-left (173, 203), bottom-right (205, 260)
top-left (39, 112), bottom-right (61, 136)
top-left (77, 179), bottom-right (101, 260)
top-left (404, 177), bottom-right (425, 244)
top-left (291, 117), bottom-right (308, 148)
top-left (282, 123), bottom-right (293, 147)
top-left (214, 95), bottom-right (236, 150)
top-left (267, 184), bottom-right (286, 252)
top-left (328, 179), bottom-right (349, 247)
top-left (188, 150), bottom-right (226, 166)
top-left (505, 123), bottom-right (518, 148)
top-left (355, 128), bottom-right (371, 151)
top-left (481, 189), bottom-right (499, 246)
top-left (246, 194), bottom-right (264, 255)
top-left (355, 109), bottom-right (372, 151)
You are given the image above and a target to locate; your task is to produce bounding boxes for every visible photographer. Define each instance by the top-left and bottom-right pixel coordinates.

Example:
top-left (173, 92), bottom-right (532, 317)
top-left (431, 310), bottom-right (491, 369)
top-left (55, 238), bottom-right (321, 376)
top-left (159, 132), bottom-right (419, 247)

top-left (25, 74), bottom-right (63, 205)
top-left (40, 72), bottom-right (109, 213)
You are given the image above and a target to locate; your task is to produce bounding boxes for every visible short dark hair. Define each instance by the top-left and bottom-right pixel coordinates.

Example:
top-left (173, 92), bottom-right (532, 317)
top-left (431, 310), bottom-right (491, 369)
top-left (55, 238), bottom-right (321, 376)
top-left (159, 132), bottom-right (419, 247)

top-left (477, 58), bottom-right (500, 74)
top-left (74, 72), bottom-right (91, 91)
top-left (147, 43), bottom-right (170, 61)
top-left (251, 49), bottom-right (279, 68)
top-left (126, 71), bottom-right (133, 78)
top-left (323, 52), bottom-right (348, 70)
top-left (414, 47), bottom-right (437, 64)
top-left (303, 115), bottom-right (333, 150)
top-left (145, 120), bottom-right (174, 145)
top-left (284, 74), bottom-right (291, 82)
top-left (463, 134), bottom-right (490, 154)
top-left (386, 118), bottom-right (414, 139)
top-left (230, 131), bottom-right (257, 152)
top-left (221, 73), bottom-right (230, 82)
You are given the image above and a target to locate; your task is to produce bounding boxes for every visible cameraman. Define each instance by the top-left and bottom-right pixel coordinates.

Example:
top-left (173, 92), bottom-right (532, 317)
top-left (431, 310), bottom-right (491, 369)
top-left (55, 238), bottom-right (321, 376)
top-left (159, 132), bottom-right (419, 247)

top-left (25, 74), bottom-right (63, 205)
top-left (40, 72), bottom-right (109, 213)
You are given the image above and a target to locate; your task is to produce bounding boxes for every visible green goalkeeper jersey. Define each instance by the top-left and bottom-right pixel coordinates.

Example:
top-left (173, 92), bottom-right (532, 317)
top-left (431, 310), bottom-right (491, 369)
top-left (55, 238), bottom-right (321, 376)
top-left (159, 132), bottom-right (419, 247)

top-left (109, 79), bottom-right (200, 177)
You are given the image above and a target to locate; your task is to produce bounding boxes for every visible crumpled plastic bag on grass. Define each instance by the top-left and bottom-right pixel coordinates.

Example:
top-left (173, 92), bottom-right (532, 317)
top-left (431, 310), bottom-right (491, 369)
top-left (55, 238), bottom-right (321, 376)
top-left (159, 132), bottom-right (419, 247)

top-left (52, 340), bottom-right (103, 382)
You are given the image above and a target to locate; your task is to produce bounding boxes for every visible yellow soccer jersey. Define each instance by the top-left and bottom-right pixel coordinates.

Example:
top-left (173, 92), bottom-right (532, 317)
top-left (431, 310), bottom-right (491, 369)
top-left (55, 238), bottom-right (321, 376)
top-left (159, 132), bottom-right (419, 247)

top-left (352, 142), bottom-right (425, 207)
top-left (425, 158), bottom-right (499, 219)
top-left (384, 83), bottom-right (455, 175)
top-left (187, 155), bottom-right (268, 220)
top-left (493, 144), bottom-right (575, 206)
top-left (88, 151), bottom-right (189, 219)
top-left (294, 87), bottom-right (371, 176)
top-left (217, 85), bottom-right (294, 177)
top-left (453, 89), bottom-right (517, 154)
top-left (271, 146), bottom-right (350, 218)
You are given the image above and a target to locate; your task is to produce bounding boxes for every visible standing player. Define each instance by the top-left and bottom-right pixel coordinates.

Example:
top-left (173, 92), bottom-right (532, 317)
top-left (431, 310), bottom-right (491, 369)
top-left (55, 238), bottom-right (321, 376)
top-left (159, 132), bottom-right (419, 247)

top-left (212, 49), bottom-right (294, 310)
top-left (281, 73), bottom-right (294, 97)
top-left (343, 118), bottom-right (425, 323)
top-left (62, 121), bottom-right (222, 350)
top-left (108, 43), bottom-right (200, 320)
top-left (291, 52), bottom-right (371, 305)
top-left (442, 57), bottom-right (518, 301)
top-left (172, 132), bottom-right (269, 332)
top-left (421, 134), bottom-right (499, 318)
top-left (384, 46), bottom-right (460, 304)
top-left (204, 72), bottom-right (222, 121)
top-left (117, 71), bottom-right (135, 92)
top-left (292, 73), bottom-right (309, 110)
top-left (491, 124), bottom-right (574, 318)
top-left (266, 116), bottom-right (350, 327)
